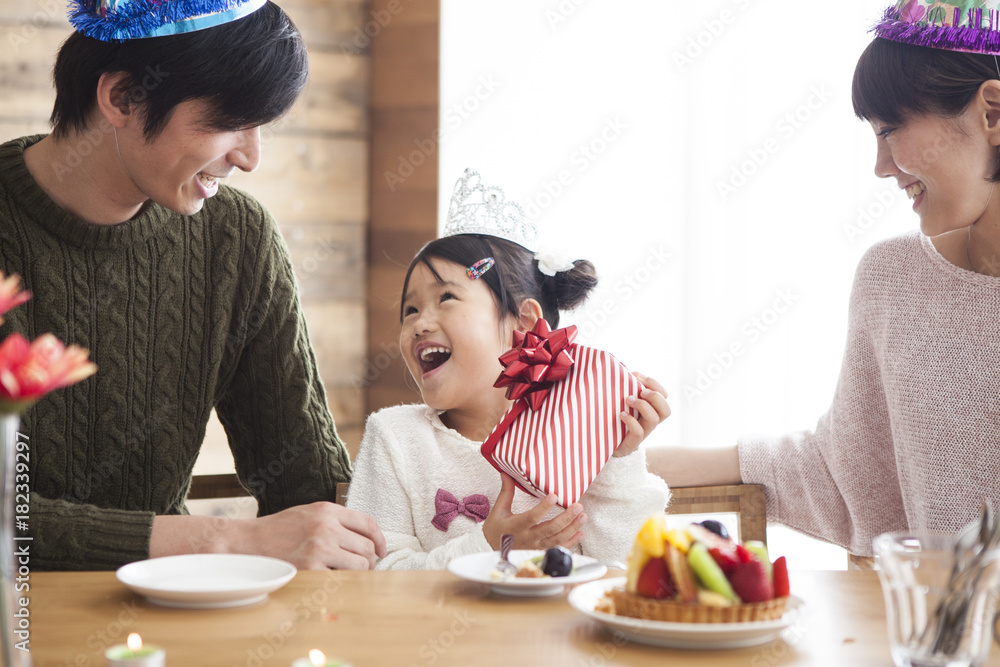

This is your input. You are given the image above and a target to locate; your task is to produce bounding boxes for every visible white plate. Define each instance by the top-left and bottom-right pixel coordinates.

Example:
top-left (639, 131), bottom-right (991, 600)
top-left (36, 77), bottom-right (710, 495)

top-left (116, 554), bottom-right (297, 609)
top-left (447, 550), bottom-right (607, 597)
top-left (568, 578), bottom-right (803, 649)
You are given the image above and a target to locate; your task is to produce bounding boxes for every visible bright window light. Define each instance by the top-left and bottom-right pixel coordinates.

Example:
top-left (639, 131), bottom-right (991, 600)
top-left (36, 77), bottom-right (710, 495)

top-left (441, 0), bottom-right (915, 569)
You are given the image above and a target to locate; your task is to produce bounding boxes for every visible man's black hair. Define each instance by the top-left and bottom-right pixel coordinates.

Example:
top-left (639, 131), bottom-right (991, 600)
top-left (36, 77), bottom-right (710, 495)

top-left (50, 1), bottom-right (307, 140)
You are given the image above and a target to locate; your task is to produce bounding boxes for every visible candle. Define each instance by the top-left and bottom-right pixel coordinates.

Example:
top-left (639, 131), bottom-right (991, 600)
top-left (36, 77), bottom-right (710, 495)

top-left (105, 633), bottom-right (165, 667)
top-left (291, 648), bottom-right (351, 667)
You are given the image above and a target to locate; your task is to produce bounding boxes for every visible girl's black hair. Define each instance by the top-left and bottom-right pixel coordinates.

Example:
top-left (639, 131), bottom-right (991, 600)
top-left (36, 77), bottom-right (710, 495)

top-left (50, 1), bottom-right (307, 140)
top-left (400, 234), bottom-right (598, 328)
top-left (852, 37), bottom-right (1000, 181)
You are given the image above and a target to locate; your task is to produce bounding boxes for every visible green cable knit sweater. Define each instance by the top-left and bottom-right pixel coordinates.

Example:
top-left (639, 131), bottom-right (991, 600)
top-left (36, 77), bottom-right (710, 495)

top-left (0, 135), bottom-right (352, 570)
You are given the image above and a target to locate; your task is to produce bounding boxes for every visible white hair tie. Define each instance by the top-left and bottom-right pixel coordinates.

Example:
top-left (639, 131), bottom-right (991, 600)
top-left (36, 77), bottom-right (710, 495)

top-left (535, 248), bottom-right (576, 277)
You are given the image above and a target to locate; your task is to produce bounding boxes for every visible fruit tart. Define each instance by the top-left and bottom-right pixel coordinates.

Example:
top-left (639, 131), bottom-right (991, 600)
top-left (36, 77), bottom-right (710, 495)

top-left (602, 516), bottom-right (791, 623)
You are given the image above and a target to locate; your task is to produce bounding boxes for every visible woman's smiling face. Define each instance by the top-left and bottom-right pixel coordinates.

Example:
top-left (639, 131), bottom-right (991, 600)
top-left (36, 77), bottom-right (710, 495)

top-left (871, 107), bottom-right (998, 236)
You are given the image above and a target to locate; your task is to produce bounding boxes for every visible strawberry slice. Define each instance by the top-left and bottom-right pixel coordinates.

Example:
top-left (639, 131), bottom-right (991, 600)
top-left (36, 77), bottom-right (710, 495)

top-left (772, 556), bottom-right (790, 597)
top-left (734, 543), bottom-right (756, 564)
top-left (729, 558), bottom-right (774, 603)
top-left (636, 556), bottom-right (675, 600)
top-left (708, 544), bottom-right (740, 575)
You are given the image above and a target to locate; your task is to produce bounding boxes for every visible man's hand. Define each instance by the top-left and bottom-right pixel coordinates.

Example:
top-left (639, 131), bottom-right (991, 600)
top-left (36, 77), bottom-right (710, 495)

top-left (150, 502), bottom-right (387, 570)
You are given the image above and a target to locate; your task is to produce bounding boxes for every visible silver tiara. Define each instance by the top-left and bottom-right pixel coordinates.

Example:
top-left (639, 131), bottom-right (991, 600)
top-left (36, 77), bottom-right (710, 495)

top-left (443, 169), bottom-right (538, 251)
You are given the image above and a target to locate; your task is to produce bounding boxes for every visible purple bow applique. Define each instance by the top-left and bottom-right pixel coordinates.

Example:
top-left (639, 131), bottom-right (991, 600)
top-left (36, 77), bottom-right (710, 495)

top-left (431, 488), bottom-right (490, 531)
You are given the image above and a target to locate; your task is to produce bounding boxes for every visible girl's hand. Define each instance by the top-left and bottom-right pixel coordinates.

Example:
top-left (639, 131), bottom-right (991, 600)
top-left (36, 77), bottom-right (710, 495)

top-left (614, 372), bottom-right (671, 458)
top-left (483, 473), bottom-right (588, 550)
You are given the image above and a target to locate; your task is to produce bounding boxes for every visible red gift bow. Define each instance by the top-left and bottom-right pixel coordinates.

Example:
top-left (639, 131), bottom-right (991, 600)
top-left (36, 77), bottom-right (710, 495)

top-left (493, 319), bottom-right (577, 411)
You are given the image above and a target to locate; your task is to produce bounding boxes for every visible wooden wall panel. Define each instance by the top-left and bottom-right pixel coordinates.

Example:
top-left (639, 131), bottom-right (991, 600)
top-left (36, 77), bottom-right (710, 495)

top-left (0, 120), bottom-right (48, 138)
top-left (229, 136), bottom-right (367, 224)
top-left (0, 0), bottom-right (73, 23)
top-left (366, 0), bottom-right (439, 416)
top-left (0, 26), bottom-right (66, 122)
top-left (274, 0), bottom-right (367, 50)
top-left (297, 51), bottom-right (370, 134)
top-left (283, 221), bottom-right (365, 303)
top-left (370, 25), bottom-right (438, 108)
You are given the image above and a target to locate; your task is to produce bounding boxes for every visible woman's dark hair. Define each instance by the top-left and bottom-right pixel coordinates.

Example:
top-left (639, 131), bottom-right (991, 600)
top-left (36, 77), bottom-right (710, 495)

top-left (400, 234), bottom-right (598, 329)
top-left (50, 1), bottom-right (307, 140)
top-left (852, 37), bottom-right (1000, 180)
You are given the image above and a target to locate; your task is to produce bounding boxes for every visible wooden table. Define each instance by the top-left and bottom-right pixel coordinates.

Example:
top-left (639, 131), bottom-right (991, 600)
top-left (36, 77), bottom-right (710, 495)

top-left (22, 570), bottom-right (1000, 666)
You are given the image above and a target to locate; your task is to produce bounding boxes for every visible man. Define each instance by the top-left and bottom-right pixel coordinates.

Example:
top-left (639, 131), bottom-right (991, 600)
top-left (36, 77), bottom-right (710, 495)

top-left (0, 0), bottom-right (385, 570)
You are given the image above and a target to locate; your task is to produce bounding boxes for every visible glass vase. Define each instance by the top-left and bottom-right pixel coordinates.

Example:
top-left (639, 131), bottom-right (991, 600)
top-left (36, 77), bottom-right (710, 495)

top-left (1, 413), bottom-right (30, 666)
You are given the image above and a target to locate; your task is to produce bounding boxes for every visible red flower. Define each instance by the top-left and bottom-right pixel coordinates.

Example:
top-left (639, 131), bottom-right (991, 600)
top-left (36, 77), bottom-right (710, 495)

top-left (0, 333), bottom-right (97, 412)
top-left (0, 270), bottom-right (97, 414)
top-left (0, 272), bottom-right (30, 326)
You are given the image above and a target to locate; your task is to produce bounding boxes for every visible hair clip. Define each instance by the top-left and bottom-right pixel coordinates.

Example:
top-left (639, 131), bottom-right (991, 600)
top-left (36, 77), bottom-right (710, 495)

top-left (467, 257), bottom-right (495, 280)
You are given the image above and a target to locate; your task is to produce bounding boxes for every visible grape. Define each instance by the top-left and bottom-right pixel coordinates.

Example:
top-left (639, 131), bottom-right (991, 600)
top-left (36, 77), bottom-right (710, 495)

top-left (699, 519), bottom-right (730, 540)
top-left (541, 547), bottom-right (573, 577)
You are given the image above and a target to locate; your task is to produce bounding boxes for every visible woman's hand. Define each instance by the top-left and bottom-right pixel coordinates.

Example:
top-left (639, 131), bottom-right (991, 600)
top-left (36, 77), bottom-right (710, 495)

top-left (614, 372), bottom-right (671, 458)
top-left (482, 473), bottom-right (588, 550)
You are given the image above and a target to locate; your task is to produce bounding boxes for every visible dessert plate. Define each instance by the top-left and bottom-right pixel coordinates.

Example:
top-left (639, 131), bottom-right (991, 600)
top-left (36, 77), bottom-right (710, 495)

top-left (448, 550), bottom-right (607, 597)
top-left (568, 578), bottom-right (803, 649)
top-left (116, 554), bottom-right (297, 609)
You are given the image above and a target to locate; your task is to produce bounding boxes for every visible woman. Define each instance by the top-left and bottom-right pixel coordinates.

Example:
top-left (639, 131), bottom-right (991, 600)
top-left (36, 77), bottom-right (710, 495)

top-left (651, 0), bottom-right (1000, 557)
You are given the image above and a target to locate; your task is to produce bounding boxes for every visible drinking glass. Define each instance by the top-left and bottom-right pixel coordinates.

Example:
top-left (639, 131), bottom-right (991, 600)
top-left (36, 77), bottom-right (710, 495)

top-left (875, 531), bottom-right (1000, 667)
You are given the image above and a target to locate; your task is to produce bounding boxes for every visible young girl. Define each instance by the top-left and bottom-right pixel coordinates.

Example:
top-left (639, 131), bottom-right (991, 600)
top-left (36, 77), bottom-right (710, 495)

top-left (651, 0), bottom-right (1000, 558)
top-left (346, 188), bottom-right (671, 569)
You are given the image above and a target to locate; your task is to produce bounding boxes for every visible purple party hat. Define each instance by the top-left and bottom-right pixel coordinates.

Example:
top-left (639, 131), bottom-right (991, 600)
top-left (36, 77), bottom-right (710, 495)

top-left (874, 0), bottom-right (1000, 55)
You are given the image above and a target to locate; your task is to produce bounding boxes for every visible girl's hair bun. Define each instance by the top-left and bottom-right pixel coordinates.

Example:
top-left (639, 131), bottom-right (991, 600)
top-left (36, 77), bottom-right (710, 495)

top-left (536, 259), bottom-right (598, 315)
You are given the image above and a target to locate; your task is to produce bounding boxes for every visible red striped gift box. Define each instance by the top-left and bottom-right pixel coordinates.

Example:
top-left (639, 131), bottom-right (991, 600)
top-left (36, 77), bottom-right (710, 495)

top-left (480, 319), bottom-right (644, 507)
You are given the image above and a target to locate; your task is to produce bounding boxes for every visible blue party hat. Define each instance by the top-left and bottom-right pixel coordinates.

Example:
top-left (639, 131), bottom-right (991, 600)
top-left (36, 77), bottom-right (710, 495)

top-left (69, 0), bottom-right (268, 42)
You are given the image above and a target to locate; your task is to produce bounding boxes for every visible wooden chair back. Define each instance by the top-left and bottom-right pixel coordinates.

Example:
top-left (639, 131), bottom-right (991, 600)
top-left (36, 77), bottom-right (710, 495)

top-left (665, 483), bottom-right (767, 545)
top-left (187, 475), bottom-right (351, 503)
top-left (336, 482), bottom-right (350, 506)
top-left (188, 475), bottom-right (767, 544)
top-left (186, 474), bottom-right (352, 502)
top-left (187, 473), bottom-right (249, 500)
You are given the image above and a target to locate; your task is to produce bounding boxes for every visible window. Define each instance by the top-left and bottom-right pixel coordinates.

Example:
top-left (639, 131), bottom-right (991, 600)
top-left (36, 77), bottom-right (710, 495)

top-left (441, 0), bottom-right (915, 568)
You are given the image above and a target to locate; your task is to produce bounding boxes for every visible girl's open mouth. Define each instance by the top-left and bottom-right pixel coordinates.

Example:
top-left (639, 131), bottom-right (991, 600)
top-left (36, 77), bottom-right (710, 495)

top-left (419, 346), bottom-right (451, 374)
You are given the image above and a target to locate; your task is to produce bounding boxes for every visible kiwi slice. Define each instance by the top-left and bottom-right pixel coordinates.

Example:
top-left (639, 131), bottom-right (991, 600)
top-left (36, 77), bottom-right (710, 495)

top-left (688, 542), bottom-right (739, 603)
